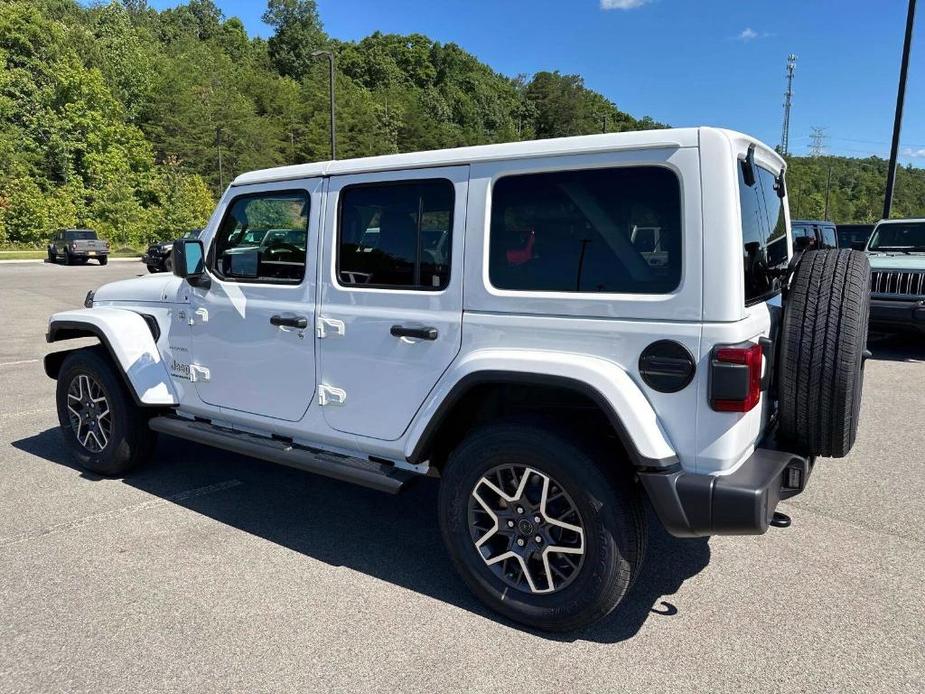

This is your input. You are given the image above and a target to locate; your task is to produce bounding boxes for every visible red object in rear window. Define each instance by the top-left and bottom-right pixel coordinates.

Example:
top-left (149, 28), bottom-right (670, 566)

top-left (713, 343), bottom-right (763, 412)
top-left (505, 230), bottom-right (535, 265)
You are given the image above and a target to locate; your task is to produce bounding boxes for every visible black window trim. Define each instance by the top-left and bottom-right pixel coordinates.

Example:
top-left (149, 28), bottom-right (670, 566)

top-left (334, 177), bottom-right (456, 292)
top-left (742, 159), bottom-right (788, 307)
top-left (486, 163), bottom-right (685, 296)
top-left (207, 188), bottom-right (311, 286)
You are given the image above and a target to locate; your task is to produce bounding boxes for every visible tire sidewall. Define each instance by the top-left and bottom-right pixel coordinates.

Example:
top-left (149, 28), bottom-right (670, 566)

top-left (439, 424), bottom-right (636, 631)
top-left (56, 350), bottom-right (138, 476)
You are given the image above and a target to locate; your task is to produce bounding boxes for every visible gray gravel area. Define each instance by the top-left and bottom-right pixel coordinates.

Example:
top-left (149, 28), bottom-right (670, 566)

top-left (0, 261), bottom-right (923, 693)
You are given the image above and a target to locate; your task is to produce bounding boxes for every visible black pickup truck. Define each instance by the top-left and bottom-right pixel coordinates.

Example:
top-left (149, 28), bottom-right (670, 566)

top-left (47, 229), bottom-right (110, 265)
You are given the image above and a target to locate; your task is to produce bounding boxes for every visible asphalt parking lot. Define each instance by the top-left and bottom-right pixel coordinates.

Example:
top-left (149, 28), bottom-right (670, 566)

top-left (0, 260), bottom-right (923, 693)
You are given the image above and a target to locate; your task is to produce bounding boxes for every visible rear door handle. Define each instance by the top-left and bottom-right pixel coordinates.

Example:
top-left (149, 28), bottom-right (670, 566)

top-left (390, 325), bottom-right (438, 341)
top-left (271, 313), bottom-right (308, 329)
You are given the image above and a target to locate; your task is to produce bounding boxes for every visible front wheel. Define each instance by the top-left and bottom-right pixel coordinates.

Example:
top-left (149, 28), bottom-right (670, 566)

top-left (439, 422), bottom-right (645, 632)
top-left (55, 347), bottom-right (157, 476)
top-left (98, 256), bottom-right (108, 266)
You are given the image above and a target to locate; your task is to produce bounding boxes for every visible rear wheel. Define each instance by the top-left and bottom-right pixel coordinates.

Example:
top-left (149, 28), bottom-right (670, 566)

top-left (55, 347), bottom-right (156, 476)
top-left (99, 256), bottom-right (108, 266)
top-left (439, 422), bottom-right (645, 632)
top-left (778, 249), bottom-right (871, 457)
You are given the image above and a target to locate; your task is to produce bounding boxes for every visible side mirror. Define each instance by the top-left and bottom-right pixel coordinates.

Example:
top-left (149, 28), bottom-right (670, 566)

top-left (173, 239), bottom-right (211, 288)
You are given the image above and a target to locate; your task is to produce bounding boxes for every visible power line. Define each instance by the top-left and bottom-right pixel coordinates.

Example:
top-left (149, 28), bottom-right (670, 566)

top-left (779, 54), bottom-right (797, 156)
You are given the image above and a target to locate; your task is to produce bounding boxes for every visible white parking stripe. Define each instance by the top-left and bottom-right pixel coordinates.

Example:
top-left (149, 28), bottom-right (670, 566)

top-left (0, 359), bottom-right (40, 367)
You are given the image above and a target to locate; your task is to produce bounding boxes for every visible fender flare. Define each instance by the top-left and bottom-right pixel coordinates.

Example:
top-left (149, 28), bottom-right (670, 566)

top-left (405, 350), bottom-right (678, 470)
top-left (45, 308), bottom-right (178, 407)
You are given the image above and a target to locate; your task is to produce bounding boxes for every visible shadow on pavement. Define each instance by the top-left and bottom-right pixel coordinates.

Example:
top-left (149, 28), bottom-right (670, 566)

top-left (867, 333), bottom-right (925, 363)
top-left (13, 428), bottom-right (711, 643)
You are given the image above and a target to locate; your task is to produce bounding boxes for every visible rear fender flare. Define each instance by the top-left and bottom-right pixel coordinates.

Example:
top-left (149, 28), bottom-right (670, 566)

top-left (45, 308), bottom-right (177, 406)
top-left (405, 349), bottom-right (678, 469)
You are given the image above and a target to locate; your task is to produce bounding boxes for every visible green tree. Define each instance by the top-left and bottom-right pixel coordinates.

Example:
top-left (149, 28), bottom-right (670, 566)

top-left (263, 0), bottom-right (325, 80)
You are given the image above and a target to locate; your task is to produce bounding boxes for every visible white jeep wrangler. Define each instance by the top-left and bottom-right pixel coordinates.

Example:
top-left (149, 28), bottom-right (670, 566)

top-left (45, 128), bottom-right (870, 632)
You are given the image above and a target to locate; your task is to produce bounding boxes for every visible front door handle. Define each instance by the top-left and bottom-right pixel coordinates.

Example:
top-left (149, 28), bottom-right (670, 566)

top-left (390, 325), bottom-right (438, 341)
top-left (271, 313), bottom-right (308, 329)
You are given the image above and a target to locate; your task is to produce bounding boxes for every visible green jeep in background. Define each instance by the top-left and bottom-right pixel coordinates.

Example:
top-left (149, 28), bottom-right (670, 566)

top-left (865, 218), bottom-right (925, 334)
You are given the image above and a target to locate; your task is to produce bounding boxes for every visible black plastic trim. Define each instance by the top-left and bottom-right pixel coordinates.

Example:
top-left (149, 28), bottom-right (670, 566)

top-left (638, 340), bottom-right (696, 393)
top-left (407, 370), bottom-right (679, 470)
top-left (638, 432), bottom-right (814, 538)
top-left (149, 416), bottom-right (415, 494)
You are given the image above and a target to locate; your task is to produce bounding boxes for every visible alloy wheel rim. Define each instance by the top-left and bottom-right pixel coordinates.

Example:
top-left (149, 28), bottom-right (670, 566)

top-left (468, 464), bottom-right (585, 594)
top-left (66, 373), bottom-right (112, 453)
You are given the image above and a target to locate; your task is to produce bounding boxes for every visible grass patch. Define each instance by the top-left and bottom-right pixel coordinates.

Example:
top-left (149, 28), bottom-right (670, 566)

top-left (0, 247), bottom-right (143, 261)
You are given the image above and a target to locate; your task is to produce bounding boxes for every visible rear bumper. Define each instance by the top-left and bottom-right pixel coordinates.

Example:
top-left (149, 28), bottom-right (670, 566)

top-left (70, 249), bottom-right (109, 257)
top-left (869, 297), bottom-right (925, 334)
top-left (639, 437), bottom-right (813, 538)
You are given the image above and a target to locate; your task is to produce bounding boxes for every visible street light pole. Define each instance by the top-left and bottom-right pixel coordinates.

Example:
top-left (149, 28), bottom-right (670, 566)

top-left (883, 0), bottom-right (916, 219)
top-left (312, 50), bottom-right (336, 160)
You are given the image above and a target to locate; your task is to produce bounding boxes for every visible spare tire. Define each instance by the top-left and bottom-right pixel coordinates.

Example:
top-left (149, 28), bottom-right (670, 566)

top-left (778, 249), bottom-right (870, 458)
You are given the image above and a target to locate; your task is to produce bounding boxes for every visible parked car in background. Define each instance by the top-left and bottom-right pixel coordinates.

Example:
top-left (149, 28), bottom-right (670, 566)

top-left (47, 229), bottom-right (110, 265)
top-left (143, 229), bottom-right (202, 273)
top-left (837, 223), bottom-right (874, 250)
top-left (791, 219), bottom-right (838, 252)
top-left (865, 218), bottom-right (925, 334)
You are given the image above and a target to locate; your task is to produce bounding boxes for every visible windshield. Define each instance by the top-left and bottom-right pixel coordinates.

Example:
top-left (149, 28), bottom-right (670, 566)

top-left (64, 230), bottom-right (97, 240)
top-left (868, 222), bottom-right (925, 252)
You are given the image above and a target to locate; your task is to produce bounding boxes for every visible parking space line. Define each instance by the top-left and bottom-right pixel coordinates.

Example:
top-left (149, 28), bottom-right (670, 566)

top-left (0, 479), bottom-right (243, 549)
top-left (0, 359), bottom-right (40, 367)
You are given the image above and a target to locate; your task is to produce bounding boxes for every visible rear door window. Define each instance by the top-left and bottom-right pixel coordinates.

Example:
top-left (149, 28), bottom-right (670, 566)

top-left (488, 166), bottom-right (682, 294)
top-left (820, 225), bottom-right (837, 249)
top-left (739, 162), bottom-right (789, 304)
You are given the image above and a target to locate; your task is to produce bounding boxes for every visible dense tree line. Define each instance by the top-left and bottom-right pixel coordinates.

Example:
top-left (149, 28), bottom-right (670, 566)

top-left (0, 0), bottom-right (922, 247)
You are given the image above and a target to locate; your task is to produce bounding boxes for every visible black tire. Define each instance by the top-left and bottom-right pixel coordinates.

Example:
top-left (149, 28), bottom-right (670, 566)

top-left (778, 249), bottom-right (871, 458)
top-left (62, 252), bottom-right (71, 266)
top-left (55, 346), bottom-right (157, 476)
top-left (439, 422), bottom-right (645, 632)
top-left (163, 254), bottom-right (173, 273)
top-left (99, 256), bottom-right (108, 266)
top-left (47, 247), bottom-right (55, 262)
top-left (146, 264), bottom-right (159, 274)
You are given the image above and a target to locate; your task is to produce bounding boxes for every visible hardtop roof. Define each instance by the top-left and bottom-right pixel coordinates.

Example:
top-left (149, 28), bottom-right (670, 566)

top-left (231, 127), bottom-right (781, 188)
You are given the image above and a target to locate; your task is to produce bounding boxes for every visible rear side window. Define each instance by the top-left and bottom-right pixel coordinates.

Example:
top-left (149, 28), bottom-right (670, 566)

top-left (739, 162), bottom-right (789, 304)
top-left (338, 179), bottom-right (454, 290)
top-left (820, 226), bottom-right (837, 248)
top-left (489, 167), bottom-right (682, 294)
top-left (211, 191), bottom-right (309, 284)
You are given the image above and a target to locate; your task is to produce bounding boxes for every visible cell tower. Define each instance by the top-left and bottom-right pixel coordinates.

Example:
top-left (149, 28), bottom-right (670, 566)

top-left (809, 126), bottom-right (827, 157)
top-left (779, 54), bottom-right (797, 156)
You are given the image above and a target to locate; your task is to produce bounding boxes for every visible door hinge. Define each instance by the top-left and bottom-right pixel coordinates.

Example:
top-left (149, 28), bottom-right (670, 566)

top-left (189, 364), bottom-right (211, 382)
top-left (316, 316), bottom-right (345, 339)
top-left (318, 384), bottom-right (347, 406)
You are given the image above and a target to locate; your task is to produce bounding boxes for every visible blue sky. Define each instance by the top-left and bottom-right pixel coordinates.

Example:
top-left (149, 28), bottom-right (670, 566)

top-left (151, 0), bottom-right (925, 165)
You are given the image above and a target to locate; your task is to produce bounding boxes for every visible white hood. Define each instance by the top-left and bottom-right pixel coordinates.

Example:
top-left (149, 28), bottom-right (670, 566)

top-left (92, 272), bottom-right (185, 304)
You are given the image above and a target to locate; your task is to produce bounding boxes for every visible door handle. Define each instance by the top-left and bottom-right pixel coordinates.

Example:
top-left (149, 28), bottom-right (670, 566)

top-left (390, 325), bottom-right (438, 341)
top-left (271, 313), bottom-right (308, 329)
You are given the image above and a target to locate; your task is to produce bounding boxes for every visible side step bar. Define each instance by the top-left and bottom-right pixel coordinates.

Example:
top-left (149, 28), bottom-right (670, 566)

top-left (148, 416), bottom-right (417, 494)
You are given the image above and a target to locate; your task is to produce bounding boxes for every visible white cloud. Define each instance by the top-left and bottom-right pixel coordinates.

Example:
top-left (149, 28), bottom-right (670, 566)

top-left (600, 0), bottom-right (651, 10)
top-left (903, 147), bottom-right (925, 158)
top-left (737, 27), bottom-right (759, 41)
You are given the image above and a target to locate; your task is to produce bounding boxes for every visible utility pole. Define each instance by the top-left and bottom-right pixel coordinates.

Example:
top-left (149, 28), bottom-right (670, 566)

top-left (809, 126), bottom-right (827, 157)
top-left (779, 54), bottom-right (797, 156)
top-left (884, 0), bottom-right (916, 219)
top-left (312, 50), bottom-right (336, 160)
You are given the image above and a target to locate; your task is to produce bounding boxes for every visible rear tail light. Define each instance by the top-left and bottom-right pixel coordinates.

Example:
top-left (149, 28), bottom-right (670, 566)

top-left (710, 342), bottom-right (763, 412)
